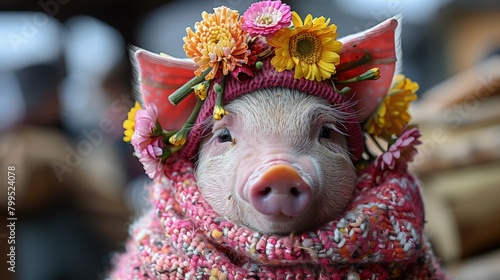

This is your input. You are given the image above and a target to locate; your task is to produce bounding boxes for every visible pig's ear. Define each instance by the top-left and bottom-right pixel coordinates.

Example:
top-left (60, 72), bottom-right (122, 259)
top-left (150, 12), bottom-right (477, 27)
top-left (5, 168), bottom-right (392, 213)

top-left (336, 16), bottom-right (401, 121)
top-left (132, 48), bottom-right (198, 131)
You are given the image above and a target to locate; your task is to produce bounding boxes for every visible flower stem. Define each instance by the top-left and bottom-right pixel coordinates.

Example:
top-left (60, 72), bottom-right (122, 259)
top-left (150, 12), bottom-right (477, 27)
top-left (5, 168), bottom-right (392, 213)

top-left (336, 53), bottom-right (371, 73)
top-left (213, 75), bottom-right (228, 120)
top-left (160, 145), bottom-right (183, 162)
top-left (161, 130), bottom-right (178, 143)
top-left (152, 120), bottom-right (164, 137)
top-left (168, 68), bottom-right (212, 106)
top-left (184, 97), bottom-right (205, 129)
top-left (168, 97), bottom-right (205, 146)
top-left (330, 80), bottom-right (351, 95)
top-left (368, 133), bottom-right (387, 153)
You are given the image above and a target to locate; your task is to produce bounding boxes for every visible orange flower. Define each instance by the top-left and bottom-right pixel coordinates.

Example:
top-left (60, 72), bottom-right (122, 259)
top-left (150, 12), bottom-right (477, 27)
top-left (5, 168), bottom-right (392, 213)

top-left (365, 75), bottom-right (419, 140)
top-left (183, 6), bottom-right (250, 80)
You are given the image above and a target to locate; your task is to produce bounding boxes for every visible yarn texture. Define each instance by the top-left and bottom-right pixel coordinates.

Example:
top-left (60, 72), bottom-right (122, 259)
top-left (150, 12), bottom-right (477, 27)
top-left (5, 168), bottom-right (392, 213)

top-left (180, 58), bottom-right (364, 162)
top-left (109, 155), bottom-right (449, 279)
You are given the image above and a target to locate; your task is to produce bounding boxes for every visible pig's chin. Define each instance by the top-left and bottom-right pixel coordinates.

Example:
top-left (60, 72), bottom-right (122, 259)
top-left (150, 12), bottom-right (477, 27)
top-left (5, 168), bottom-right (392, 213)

top-left (240, 205), bottom-right (333, 235)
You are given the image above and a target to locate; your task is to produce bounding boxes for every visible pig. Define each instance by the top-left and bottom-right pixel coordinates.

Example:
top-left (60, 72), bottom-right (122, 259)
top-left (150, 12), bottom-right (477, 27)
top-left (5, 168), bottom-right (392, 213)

top-left (109, 14), bottom-right (451, 279)
top-left (195, 89), bottom-right (357, 235)
top-left (132, 16), bottom-right (401, 236)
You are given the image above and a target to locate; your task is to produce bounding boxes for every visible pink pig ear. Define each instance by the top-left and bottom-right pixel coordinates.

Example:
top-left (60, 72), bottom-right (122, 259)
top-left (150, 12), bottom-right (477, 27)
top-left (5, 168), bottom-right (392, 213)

top-left (336, 16), bottom-right (401, 121)
top-left (133, 48), bottom-right (198, 131)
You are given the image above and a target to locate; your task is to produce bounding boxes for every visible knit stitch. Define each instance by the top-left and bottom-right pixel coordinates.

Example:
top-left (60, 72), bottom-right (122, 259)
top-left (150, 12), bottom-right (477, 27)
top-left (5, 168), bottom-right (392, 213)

top-left (180, 58), bottom-right (364, 162)
top-left (109, 155), bottom-right (449, 279)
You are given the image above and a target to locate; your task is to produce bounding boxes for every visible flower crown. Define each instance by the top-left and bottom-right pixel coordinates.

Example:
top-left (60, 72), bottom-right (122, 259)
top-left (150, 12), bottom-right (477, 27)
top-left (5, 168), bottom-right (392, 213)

top-left (123, 1), bottom-right (420, 180)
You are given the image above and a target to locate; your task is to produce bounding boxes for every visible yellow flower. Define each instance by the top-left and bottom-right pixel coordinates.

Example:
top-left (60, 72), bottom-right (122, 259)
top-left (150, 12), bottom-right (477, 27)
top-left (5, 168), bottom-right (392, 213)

top-left (192, 81), bottom-right (209, 100)
top-left (360, 67), bottom-right (380, 80)
top-left (268, 11), bottom-right (342, 81)
top-left (183, 6), bottom-right (249, 80)
top-left (169, 130), bottom-right (187, 147)
top-left (213, 105), bottom-right (228, 120)
top-left (123, 102), bottom-right (141, 142)
top-left (365, 75), bottom-right (419, 139)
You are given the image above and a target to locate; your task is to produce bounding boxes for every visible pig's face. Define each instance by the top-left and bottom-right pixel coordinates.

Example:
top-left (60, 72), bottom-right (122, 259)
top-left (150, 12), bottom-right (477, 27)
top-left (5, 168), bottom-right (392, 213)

top-left (196, 88), bottom-right (357, 235)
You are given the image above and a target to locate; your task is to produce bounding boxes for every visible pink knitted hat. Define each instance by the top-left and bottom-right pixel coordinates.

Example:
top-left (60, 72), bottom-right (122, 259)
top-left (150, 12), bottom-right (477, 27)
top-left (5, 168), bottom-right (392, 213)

top-left (180, 56), bottom-right (364, 160)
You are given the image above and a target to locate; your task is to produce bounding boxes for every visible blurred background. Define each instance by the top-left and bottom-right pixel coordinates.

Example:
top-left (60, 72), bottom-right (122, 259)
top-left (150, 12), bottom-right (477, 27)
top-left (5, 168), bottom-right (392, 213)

top-left (0, 0), bottom-right (499, 279)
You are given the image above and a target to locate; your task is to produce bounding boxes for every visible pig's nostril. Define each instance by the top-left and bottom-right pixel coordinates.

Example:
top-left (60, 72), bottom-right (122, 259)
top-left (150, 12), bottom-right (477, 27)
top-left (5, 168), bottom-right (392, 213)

top-left (259, 186), bottom-right (300, 197)
top-left (260, 186), bottom-right (272, 196)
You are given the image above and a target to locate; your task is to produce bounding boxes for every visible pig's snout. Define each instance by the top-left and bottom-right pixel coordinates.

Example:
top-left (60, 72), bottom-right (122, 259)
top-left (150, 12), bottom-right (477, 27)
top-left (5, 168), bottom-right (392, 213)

top-left (249, 164), bottom-right (311, 217)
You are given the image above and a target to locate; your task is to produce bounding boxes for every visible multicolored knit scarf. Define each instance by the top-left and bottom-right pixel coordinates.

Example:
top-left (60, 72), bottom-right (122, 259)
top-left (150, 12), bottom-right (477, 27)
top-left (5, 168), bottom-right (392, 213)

top-left (109, 153), bottom-right (448, 280)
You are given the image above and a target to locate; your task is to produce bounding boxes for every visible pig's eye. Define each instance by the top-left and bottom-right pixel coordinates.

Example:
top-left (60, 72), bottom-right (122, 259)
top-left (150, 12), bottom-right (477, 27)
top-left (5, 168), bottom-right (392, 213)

top-left (217, 128), bottom-right (233, 143)
top-left (319, 125), bottom-right (333, 139)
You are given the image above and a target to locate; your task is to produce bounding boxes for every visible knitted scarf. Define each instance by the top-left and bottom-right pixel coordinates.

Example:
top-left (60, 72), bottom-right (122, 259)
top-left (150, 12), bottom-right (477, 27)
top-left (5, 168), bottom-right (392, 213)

top-left (109, 157), bottom-right (448, 279)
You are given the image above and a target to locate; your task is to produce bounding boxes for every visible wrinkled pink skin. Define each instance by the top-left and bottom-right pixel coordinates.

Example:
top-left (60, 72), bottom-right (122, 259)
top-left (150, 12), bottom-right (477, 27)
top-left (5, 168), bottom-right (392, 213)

top-left (196, 88), bottom-right (357, 235)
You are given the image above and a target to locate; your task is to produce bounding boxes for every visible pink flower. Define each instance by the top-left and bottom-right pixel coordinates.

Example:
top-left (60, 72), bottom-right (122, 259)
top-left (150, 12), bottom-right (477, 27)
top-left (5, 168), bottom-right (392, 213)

top-left (242, 0), bottom-right (292, 37)
top-left (131, 103), bottom-right (160, 151)
top-left (134, 103), bottom-right (159, 137)
top-left (131, 133), bottom-right (149, 153)
top-left (375, 127), bottom-right (422, 171)
top-left (137, 138), bottom-right (165, 180)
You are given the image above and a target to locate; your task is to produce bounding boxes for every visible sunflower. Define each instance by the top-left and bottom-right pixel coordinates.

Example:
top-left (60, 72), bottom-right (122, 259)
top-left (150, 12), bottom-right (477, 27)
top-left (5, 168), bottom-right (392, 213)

top-left (183, 6), bottom-right (249, 80)
top-left (365, 75), bottom-right (419, 140)
top-left (268, 11), bottom-right (342, 81)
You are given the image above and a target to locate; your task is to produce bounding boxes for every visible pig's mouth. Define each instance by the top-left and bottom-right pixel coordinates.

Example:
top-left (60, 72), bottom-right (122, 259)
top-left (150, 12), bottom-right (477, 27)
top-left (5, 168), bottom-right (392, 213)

top-left (241, 209), bottom-right (321, 236)
top-left (260, 212), bottom-right (296, 222)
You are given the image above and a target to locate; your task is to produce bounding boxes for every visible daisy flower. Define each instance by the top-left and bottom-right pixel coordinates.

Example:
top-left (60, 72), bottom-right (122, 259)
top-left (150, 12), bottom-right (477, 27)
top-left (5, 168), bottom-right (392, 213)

top-left (242, 0), bottom-right (291, 37)
top-left (374, 127), bottom-right (422, 171)
top-left (137, 138), bottom-right (165, 180)
top-left (131, 103), bottom-right (161, 152)
top-left (365, 75), bottom-right (419, 140)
